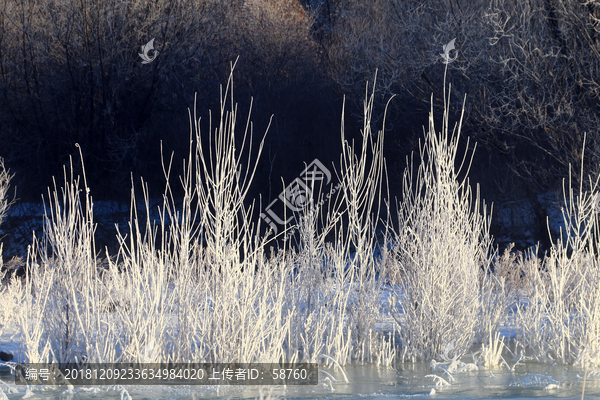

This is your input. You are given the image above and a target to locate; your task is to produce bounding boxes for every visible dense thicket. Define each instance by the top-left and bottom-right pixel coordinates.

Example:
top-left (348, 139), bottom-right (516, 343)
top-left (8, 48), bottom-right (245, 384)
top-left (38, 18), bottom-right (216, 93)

top-left (0, 0), bottom-right (337, 201)
top-left (321, 0), bottom-right (600, 248)
top-left (1, 0), bottom-right (600, 249)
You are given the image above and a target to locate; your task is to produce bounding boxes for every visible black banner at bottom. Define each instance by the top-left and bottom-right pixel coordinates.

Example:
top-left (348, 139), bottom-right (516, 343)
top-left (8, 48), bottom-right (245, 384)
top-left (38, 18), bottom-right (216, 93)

top-left (15, 363), bottom-right (319, 385)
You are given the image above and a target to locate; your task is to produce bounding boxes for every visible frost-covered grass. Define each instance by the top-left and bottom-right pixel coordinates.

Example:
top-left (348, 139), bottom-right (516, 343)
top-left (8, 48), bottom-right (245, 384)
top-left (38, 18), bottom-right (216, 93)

top-left (7, 67), bottom-right (395, 367)
top-left (512, 147), bottom-right (600, 366)
top-left (0, 159), bottom-right (22, 338)
top-left (1, 67), bottom-right (600, 371)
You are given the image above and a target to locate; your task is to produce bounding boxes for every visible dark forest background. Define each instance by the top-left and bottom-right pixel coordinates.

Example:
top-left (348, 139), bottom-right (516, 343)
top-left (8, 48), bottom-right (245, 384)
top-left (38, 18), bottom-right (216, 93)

top-left (1, 0), bottom-right (600, 255)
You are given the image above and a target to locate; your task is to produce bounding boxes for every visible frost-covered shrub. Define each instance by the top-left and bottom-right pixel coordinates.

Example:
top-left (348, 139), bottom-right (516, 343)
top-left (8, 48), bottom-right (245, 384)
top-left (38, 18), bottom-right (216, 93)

top-left (20, 159), bottom-right (118, 363)
top-left (391, 82), bottom-right (495, 362)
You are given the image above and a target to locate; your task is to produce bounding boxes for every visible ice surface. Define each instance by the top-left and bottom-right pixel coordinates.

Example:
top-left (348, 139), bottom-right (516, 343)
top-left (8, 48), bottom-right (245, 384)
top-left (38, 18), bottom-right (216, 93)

top-left (0, 362), bottom-right (597, 399)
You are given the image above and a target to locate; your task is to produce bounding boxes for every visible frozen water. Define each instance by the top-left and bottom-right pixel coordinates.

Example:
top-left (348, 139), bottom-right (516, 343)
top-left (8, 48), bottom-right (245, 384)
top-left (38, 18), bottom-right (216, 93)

top-left (1, 363), bottom-right (599, 399)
